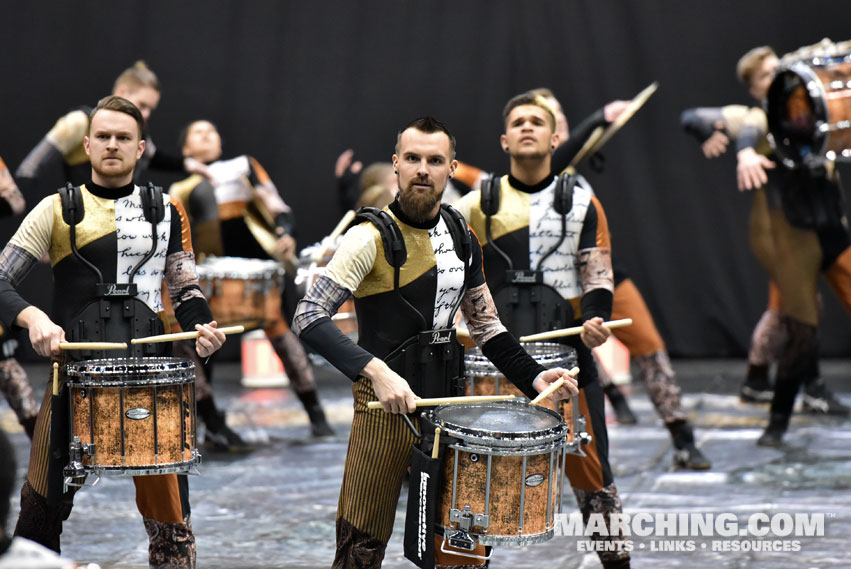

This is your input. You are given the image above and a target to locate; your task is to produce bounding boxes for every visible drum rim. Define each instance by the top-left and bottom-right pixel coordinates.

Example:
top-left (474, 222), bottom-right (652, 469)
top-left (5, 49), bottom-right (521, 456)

top-left (767, 61), bottom-right (829, 163)
top-left (197, 256), bottom-right (284, 279)
top-left (65, 357), bottom-right (195, 383)
top-left (424, 400), bottom-right (567, 448)
top-left (464, 342), bottom-right (577, 376)
top-left (81, 451), bottom-right (201, 476)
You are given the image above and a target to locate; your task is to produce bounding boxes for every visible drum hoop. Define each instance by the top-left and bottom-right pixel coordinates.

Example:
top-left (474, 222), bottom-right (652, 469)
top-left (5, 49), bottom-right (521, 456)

top-left (66, 376), bottom-right (195, 387)
top-left (197, 256), bottom-right (284, 280)
top-left (82, 452), bottom-right (200, 476)
top-left (464, 343), bottom-right (577, 376)
top-left (447, 438), bottom-right (566, 456)
top-left (477, 530), bottom-right (554, 547)
top-left (426, 401), bottom-right (567, 447)
top-left (65, 357), bottom-right (195, 378)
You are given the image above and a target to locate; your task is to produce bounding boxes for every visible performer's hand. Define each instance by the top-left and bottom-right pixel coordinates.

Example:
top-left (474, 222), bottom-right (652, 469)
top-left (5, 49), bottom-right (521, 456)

top-left (275, 232), bottom-right (297, 260)
top-left (736, 147), bottom-right (776, 191)
top-left (603, 100), bottom-right (631, 123)
top-left (362, 357), bottom-right (418, 414)
top-left (16, 306), bottom-right (66, 356)
top-left (701, 129), bottom-right (729, 158)
top-left (580, 317), bottom-right (610, 349)
top-left (532, 367), bottom-right (579, 401)
top-left (184, 157), bottom-right (215, 183)
top-left (335, 149), bottom-right (362, 178)
top-left (0, 166), bottom-right (25, 215)
top-left (194, 321), bottom-right (226, 358)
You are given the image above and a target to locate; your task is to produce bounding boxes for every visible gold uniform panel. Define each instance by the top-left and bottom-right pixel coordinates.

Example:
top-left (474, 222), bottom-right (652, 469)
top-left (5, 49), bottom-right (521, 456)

top-left (457, 176), bottom-right (531, 245)
top-left (49, 185), bottom-right (117, 266)
top-left (353, 211), bottom-right (438, 299)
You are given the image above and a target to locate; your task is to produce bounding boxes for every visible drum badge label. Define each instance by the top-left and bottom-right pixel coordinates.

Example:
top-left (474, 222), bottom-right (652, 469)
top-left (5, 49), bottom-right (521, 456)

top-left (525, 473), bottom-right (545, 487)
top-left (431, 331), bottom-right (452, 344)
top-left (126, 407), bottom-right (151, 421)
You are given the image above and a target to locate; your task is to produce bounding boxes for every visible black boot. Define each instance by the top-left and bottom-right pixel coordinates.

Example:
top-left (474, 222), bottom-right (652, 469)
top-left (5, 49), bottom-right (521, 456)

top-left (740, 363), bottom-right (773, 403)
top-left (196, 397), bottom-right (253, 453)
top-left (667, 420), bottom-right (711, 470)
top-left (603, 383), bottom-right (638, 425)
top-left (297, 390), bottom-right (335, 437)
top-left (757, 413), bottom-right (790, 447)
top-left (802, 377), bottom-right (849, 416)
top-left (14, 481), bottom-right (73, 553)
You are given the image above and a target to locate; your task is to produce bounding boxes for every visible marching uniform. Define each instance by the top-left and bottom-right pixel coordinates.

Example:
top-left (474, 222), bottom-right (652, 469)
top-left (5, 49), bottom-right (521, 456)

top-left (170, 155), bottom-right (333, 436)
top-left (0, 180), bottom-right (213, 567)
top-left (682, 104), bottom-right (851, 419)
top-left (294, 199), bottom-right (555, 568)
top-left (455, 173), bottom-right (630, 569)
top-left (0, 156), bottom-right (38, 438)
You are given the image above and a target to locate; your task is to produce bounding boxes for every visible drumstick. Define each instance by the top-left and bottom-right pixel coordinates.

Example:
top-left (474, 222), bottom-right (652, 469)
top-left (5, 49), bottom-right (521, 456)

top-left (131, 325), bottom-right (245, 345)
top-left (52, 362), bottom-right (59, 396)
top-left (59, 342), bottom-right (128, 350)
top-left (432, 427), bottom-right (441, 459)
top-left (312, 210), bottom-right (357, 262)
top-left (530, 366), bottom-right (581, 405)
top-left (367, 394), bottom-right (516, 410)
top-left (519, 318), bottom-right (633, 342)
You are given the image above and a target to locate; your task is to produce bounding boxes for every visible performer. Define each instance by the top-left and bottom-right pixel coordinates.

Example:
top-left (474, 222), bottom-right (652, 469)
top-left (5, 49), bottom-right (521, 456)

top-left (681, 44), bottom-right (851, 445)
top-left (454, 93), bottom-right (633, 568)
top-left (170, 119), bottom-right (333, 438)
top-left (681, 45), bottom-right (851, 435)
top-left (15, 61), bottom-right (208, 199)
top-left (0, 96), bottom-right (226, 568)
top-left (530, 87), bottom-right (710, 468)
top-left (294, 116), bottom-right (578, 568)
top-left (0, 157), bottom-right (39, 439)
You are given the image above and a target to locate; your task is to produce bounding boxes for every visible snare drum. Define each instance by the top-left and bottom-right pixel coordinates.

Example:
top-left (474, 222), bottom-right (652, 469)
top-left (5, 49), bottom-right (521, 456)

top-left (196, 256), bottom-right (285, 329)
top-left (65, 358), bottom-right (199, 476)
top-left (465, 343), bottom-right (584, 453)
top-left (422, 400), bottom-right (567, 551)
top-left (767, 48), bottom-right (851, 163)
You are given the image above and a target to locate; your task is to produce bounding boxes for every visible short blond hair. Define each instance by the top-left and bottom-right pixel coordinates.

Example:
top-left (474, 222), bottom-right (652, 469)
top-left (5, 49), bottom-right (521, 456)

top-left (113, 61), bottom-right (160, 94)
top-left (736, 46), bottom-right (777, 86)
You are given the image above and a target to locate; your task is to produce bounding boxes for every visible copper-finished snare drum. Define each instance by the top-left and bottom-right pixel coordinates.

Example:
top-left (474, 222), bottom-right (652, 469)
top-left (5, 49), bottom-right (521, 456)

top-left (197, 256), bottom-right (285, 330)
top-left (464, 342), bottom-right (584, 453)
top-left (422, 400), bottom-right (568, 553)
top-left (65, 357), bottom-right (199, 477)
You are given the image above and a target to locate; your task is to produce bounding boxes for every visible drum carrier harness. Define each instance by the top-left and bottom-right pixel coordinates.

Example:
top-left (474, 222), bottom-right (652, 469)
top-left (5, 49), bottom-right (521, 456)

top-left (59, 182), bottom-right (169, 361)
top-left (480, 172), bottom-right (578, 337)
top-left (352, 204), bottom-right (472, 399)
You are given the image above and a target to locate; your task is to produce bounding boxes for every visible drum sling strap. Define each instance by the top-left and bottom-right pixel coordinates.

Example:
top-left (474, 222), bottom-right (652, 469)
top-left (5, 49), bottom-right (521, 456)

top-left (59, 182), bottom-right (169, 362)
top-left (352, 205), bottom-right (470, 399)
top-left (481, 172), bottom-right (577, 336)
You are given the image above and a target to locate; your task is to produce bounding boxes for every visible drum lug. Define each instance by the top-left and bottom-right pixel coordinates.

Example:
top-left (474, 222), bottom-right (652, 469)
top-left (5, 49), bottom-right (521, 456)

top-left (450, 504), bottom-right (489, 531)
top-left (577, 416), bottom-right (592, 446)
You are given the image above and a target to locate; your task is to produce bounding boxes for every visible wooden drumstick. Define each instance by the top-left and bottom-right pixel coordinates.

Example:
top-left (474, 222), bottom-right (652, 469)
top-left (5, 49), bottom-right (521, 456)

top-left (519, 318), bottom-right (633, 342)
top-left (52, 362), bottom-right (59, 396)
top-left (312, 210), bottom-right (357, 262)
top-left (432, 427), bottom-right (441, 459)
top-left (366, 394), bottom-right (516, 410)
top-left (131, 325), bottom-right (245, 345)
top-left (59, 342), bottom-right (128, 350)
top-left (530, 366), bottom-right (581, 405)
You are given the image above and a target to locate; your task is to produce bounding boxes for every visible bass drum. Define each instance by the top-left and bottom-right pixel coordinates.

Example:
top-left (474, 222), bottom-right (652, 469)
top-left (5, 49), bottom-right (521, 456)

top-left (767, 44), bottom-right (851, 164)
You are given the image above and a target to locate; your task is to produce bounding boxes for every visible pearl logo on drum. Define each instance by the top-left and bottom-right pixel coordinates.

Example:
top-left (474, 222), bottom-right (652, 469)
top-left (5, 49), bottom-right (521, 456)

top-left (126, 407), bottom-right (152, 421)
top-left (525, 473), bottom-right (546, 487)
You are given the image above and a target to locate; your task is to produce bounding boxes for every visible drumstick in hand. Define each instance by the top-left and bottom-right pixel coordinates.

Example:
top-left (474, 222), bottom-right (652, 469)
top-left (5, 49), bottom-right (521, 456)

top-left (530, 366), bottom-right (581, 405)
top-left (59, 342), bottom-right (128, 350)
top-left (366, 394), bottom-right (515, 410)
top-left (519, 318), bottom-right (632, 342)
top-left (131, 325), bottom-right (245, 345)
top-left (52, 362), bottom-right (60, 396)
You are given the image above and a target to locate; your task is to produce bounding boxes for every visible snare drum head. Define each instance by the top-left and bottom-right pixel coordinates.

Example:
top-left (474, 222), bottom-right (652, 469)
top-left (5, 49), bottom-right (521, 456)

top-left (65, 357), bottom-right (195, 385)
top-left (429, 400), bottom-right (566, 447)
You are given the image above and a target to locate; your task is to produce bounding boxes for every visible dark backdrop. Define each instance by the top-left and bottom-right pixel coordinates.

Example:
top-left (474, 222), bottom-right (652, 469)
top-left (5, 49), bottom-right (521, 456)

top-left (2, 0), bottom-right (850, 358)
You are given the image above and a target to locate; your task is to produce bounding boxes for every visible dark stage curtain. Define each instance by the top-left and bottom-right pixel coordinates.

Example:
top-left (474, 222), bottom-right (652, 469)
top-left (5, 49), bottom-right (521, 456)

top-left (2, 0), bottom-right (850, 358)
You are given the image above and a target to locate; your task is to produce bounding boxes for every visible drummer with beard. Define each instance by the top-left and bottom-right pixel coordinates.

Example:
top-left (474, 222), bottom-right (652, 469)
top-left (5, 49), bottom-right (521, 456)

top-left (453, 94), bottom-right (630, 569)
top-left (293, 116), bottom-right (579, 569)
top-left (0, 95), bottom-right (226, 568)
